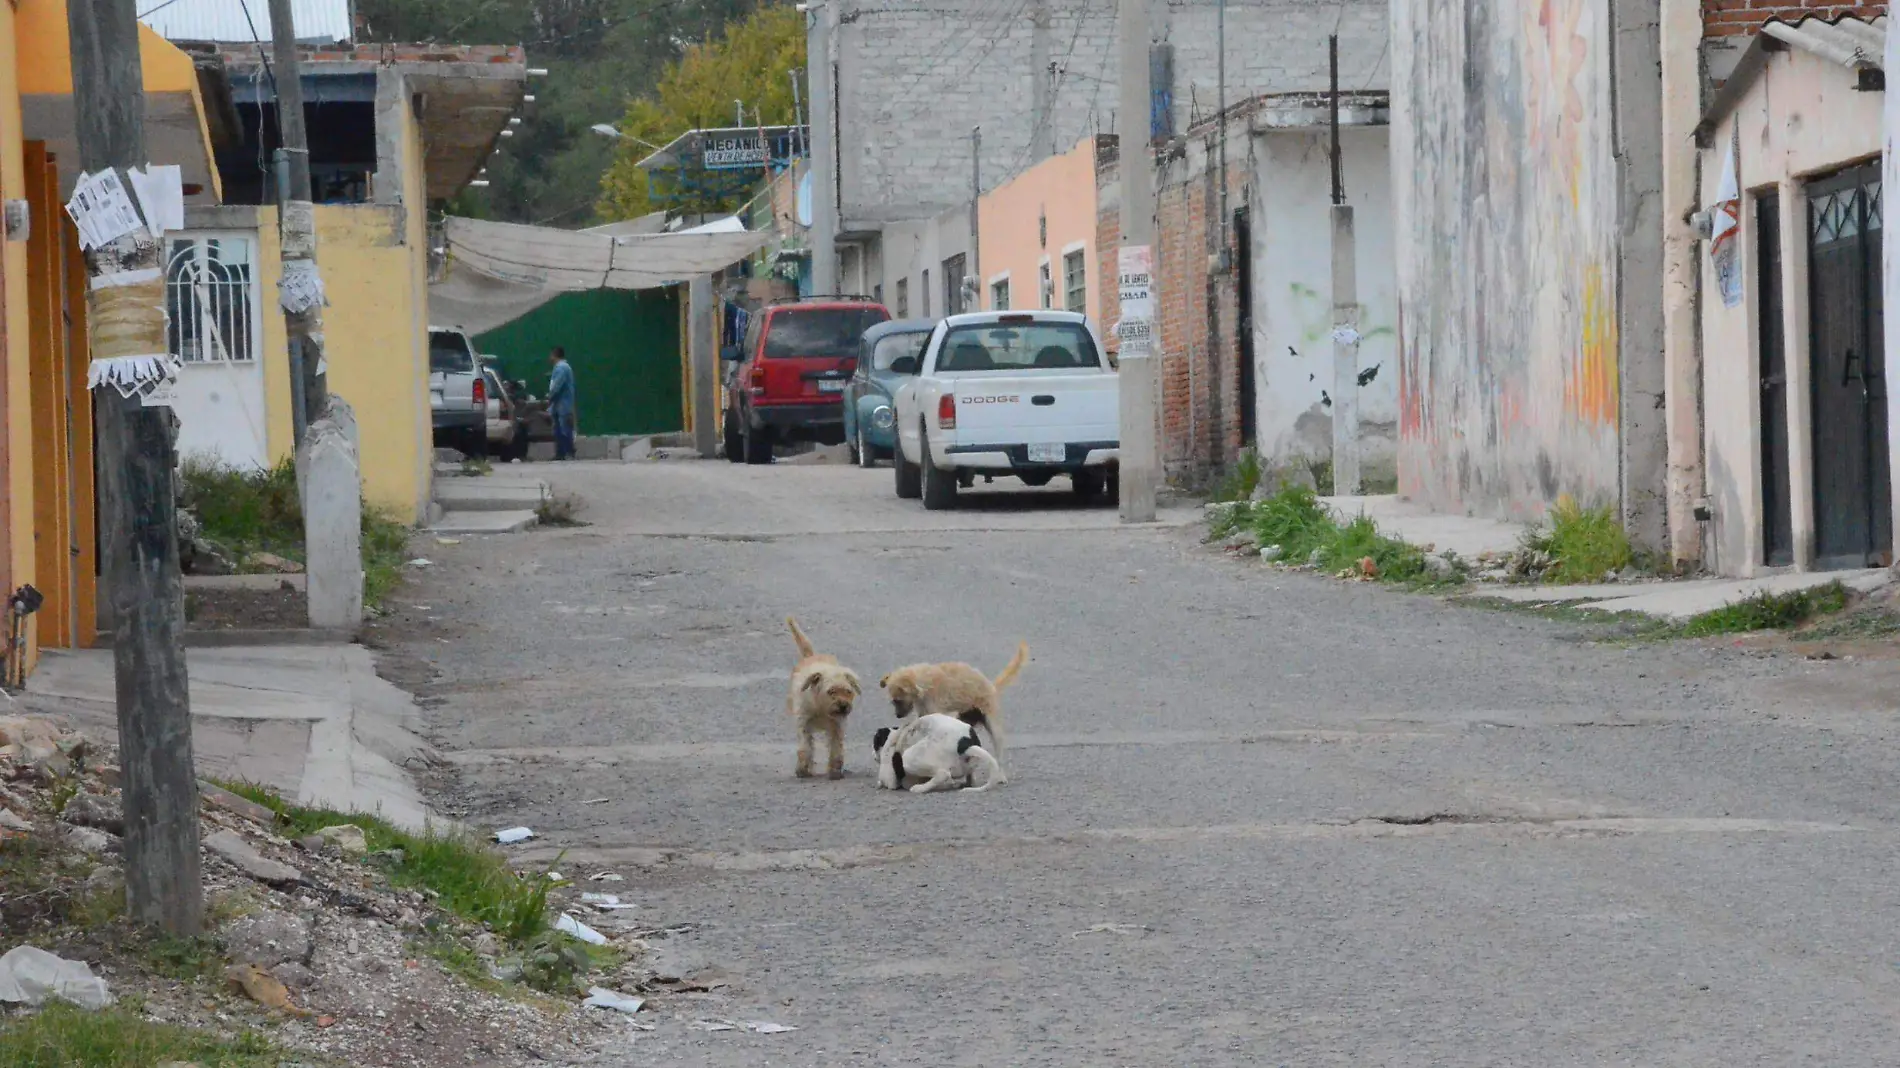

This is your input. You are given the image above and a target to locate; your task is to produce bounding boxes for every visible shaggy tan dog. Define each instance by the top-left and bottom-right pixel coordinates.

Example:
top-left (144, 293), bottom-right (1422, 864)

top-left (785, 617), bottom-right (862, 779)
top-left (879, 642), bottom-right (1027, 760)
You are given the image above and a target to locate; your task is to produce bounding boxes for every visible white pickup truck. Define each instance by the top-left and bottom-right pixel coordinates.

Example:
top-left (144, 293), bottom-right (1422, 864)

top-left (890, 310), bottom-right (1119, 509)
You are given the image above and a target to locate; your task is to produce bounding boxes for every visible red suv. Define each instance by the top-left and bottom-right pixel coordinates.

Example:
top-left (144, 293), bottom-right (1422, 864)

top-left (723, 297), bottom-right (892, 464)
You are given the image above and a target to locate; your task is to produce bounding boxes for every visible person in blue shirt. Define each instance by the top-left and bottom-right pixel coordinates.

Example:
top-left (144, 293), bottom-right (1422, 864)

top-left (546, 347), bottom-right (577, 461)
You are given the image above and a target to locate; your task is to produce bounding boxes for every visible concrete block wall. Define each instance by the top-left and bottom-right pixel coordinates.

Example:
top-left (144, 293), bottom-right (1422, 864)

top-left (834, 0), bottom-right (1386, 225)
top-left (1700, 0), bottom-right (1885, 36)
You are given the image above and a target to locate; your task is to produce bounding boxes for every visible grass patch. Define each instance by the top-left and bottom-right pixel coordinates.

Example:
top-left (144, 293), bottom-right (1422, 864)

top-left (181, 457), bottom-right (304, 564)
top-left (138, 933), bottom-right (226, 981)
top-left (1220, 486), bottom-right (1452, 586)
top-left (1674, 581), bottom-right (1850, 638)
top-left (1463, 581), bottom-right (1854, 643)
top-left (535, 492), bottom-right (586, 528)
top-left (0, 1002), bottom-right (289, 1067)
top-left (1209, 449), bottom-right (1263, 503)
top-left (214, 783), bottom-right (553, 945)
top-left (180, 457), bottom-right (414, 611)
top-left (1519, 496), bottom-right (1634, 584)
top-left (360, 508), bottom-right (410, 611)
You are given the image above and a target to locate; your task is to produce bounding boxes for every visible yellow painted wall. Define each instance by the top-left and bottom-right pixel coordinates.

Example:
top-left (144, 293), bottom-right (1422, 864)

top-left (255, 204), bottom-right (431, 524)
top-left (16, 0), bottom-right (202, 95)
top-left (1, 0), bottom-right (39, 672)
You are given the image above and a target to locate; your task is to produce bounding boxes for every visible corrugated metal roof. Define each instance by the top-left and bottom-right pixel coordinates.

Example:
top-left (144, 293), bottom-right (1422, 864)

top-left (1694, 15), bottom-right (1887, 148)
top-left (140, 0), bottom-right (353, 45)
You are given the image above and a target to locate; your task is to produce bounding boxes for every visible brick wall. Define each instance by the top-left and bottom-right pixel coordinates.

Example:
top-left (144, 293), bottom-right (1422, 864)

top-left (1701, 1), bottom-right (1885, 36)
top-left (1151, 146), bottom-right (1248, 482)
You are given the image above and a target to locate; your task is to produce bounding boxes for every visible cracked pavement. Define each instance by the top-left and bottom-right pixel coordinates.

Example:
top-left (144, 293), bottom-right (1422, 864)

top-left (374, 458), bottom-right (1900, 1066)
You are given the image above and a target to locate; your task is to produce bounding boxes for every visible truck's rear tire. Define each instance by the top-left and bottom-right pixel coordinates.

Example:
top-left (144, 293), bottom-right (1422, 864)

top-left (921, 432), bottom-right (959, 510)
top-left (1072, 468), bottom-right (1107, 500)
top-left (894, 439), bottom-right (922, 499)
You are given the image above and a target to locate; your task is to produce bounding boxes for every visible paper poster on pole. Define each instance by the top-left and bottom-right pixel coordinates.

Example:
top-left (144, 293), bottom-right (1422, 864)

top-left (1116, 245), bottom-right (1153, 358)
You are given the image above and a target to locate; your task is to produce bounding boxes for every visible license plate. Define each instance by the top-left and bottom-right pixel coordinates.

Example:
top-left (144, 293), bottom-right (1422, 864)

top-left (1027, 443), bottom-right (1066, 463)
top-left (818, 379), bottom-right (846, 393)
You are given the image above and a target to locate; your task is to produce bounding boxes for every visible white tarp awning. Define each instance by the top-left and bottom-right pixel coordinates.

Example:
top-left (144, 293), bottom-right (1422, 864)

top-left (429, 213), bottom-right (767, 335)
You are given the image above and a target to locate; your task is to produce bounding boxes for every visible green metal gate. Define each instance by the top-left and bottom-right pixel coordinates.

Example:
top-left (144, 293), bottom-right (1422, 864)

top-left (474, 287), bottom-right (685, 436)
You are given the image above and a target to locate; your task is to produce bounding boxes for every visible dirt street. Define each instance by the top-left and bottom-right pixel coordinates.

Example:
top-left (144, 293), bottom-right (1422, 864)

top-left (374, 457), bottom-right (1900, 1066)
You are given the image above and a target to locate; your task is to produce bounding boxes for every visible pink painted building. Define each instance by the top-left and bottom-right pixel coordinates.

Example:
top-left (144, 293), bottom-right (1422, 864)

top-left (975, 136), bottom-right (1114, 327)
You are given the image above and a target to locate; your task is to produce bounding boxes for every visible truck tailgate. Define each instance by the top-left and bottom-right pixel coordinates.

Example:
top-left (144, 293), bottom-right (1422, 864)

top-left (949, 372), bottom-right (1118, 447)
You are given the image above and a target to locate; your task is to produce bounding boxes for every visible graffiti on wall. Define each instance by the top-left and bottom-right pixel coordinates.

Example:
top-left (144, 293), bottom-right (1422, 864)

top-left (1393, 0), bottom-right (1621, 519)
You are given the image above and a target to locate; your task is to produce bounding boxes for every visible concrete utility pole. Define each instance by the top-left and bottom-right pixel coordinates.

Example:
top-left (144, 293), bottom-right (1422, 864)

top-left (269, 0), bottom-right (327, 434)
top-left (1115, 0), bottom-right (1158, 522)
top-left (67, 0), bottom-right (204, 936)
top-left (970, 125), bottom-right (981, 308)
top-left (807, 2), bottom-right (838, 294)
top-left (690, 276), bottom-right (717, 457)
top-left (1328, 35), bottom-right (1361, 496)
top-left (1031, 0), bottom-right (1054, 161)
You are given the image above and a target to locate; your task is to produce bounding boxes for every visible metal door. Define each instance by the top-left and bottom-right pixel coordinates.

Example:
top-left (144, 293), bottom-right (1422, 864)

top-left (1758, 193), bottom-right (1793, 566)
top-left (1806, 163), bottom-right (1891, 568)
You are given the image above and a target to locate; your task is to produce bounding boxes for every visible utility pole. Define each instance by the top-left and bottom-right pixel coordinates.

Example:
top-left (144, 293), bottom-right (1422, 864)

top-left (807, 2), bottom-right (838, 294)
top-left (1116, 0), bottom-right (1158, 522)
top-left (970, 126), bottom-right (981, 310)
top-left (1328, 34), bottom-right (1361, 496)
top-left (269, 0), bottom-right (327, 433)
top-left (1031, 0), bottom-right (1053, 161)
top-left (67, 0), bottom-right (204, 936)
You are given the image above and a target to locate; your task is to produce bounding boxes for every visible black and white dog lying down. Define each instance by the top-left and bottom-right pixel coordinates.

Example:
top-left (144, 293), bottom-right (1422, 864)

top-left (873, 713), bottom-right (1006, 793)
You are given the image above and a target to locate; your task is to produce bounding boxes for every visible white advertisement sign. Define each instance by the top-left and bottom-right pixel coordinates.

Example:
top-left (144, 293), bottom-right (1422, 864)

top-left (1116, 244), bottom-right (1154, 357)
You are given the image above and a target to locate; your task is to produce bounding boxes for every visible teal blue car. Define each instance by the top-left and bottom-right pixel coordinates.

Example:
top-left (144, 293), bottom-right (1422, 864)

top-left (844, 319), bottom-right (935, 468)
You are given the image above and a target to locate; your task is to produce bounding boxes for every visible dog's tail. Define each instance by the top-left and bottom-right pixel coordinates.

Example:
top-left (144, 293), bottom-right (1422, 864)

top-left (786, 616), bottom-right (816, 660)
top-left (993, 641), bottom-right (1029, 691)
top-left (959, 738), bottom-right (1006, 792)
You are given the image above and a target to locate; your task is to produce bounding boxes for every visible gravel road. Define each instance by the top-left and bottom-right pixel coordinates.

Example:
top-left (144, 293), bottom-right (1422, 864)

top-left (376, 457), bottom-right (1900, 1067)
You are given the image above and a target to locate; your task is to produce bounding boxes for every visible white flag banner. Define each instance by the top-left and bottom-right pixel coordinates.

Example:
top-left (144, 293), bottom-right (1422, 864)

top-left (1711, 137), bottom-right (1743, 309)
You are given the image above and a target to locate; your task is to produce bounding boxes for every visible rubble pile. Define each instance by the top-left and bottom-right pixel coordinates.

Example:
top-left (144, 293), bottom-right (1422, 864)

top-left (0, 714), bottom-right (702, 1066)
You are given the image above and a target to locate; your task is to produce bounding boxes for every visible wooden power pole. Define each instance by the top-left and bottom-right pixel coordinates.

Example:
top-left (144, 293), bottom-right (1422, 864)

top-left (268, 0), bottom-right (327, 434)
top-left (66, 0), bottom-right (204, 935)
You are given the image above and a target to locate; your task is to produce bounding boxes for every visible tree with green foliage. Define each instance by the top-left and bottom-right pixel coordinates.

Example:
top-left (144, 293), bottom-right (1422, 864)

top-left (594, 3), bottom-right (805, 220)
top-left (355, 0), bottom-right (766, 225)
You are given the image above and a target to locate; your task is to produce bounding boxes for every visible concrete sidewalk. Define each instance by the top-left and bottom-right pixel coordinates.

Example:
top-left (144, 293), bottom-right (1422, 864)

top-left (1475, 568), bottom-right (1894, 620)
top-left (15, 645), bottom-right (437, 831)
top-left (1321, 494), bottom-right (1528, 559)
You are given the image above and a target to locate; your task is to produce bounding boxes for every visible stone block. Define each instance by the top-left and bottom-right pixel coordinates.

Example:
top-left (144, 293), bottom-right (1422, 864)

top-left (299, 397), bottom-right (364, 631)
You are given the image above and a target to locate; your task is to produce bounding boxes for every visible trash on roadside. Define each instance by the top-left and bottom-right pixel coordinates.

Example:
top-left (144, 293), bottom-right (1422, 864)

top-left (581, 892), bottom-right (637, 911)
top-left (746, 1021), bottom-right (798, 1034)
top-left (581, 987), bottom-right (644, 1014)
top-left (690, 1020), bottom-right (736, 1032)
top-left (434, 537), bottom-right (463, 546)
top-left (493, 827), bottom-right (535, 844)
top-left (1070, 923), bottom-right (1152, 938)
top-left (547, 871), bottom-right (564, 881)
top-left (408, 558), bottom-right (433, 568)
top-left (590, 872), bottom-right (624, 882)
top-left (0, 946), bottom-right (113, 1010)
top-left (555, 913), bottom-right (608, 945)
top-left (581, 798), bottom-right (611, 805)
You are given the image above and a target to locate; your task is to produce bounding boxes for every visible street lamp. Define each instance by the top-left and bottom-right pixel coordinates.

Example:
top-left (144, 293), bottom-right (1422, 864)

top-left (590, 124), bottom-right (663, 151)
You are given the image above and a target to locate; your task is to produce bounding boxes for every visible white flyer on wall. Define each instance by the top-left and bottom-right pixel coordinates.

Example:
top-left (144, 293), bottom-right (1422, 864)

top-left (1116, 244), bottom-right (1154, 357)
